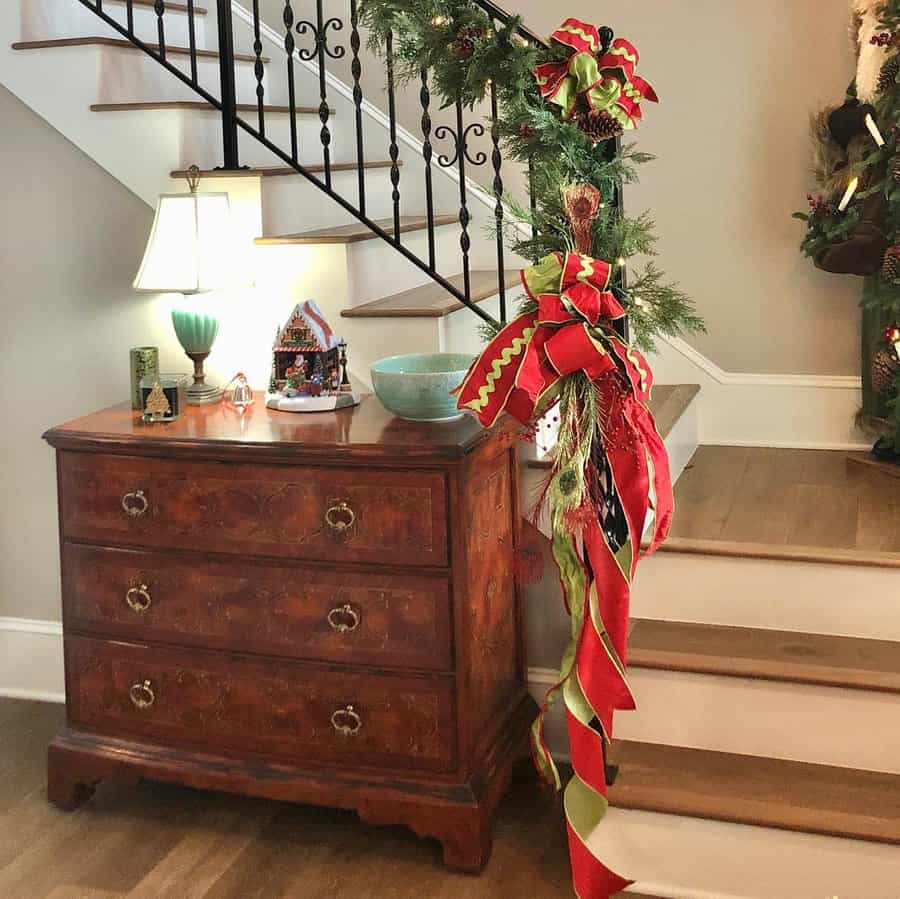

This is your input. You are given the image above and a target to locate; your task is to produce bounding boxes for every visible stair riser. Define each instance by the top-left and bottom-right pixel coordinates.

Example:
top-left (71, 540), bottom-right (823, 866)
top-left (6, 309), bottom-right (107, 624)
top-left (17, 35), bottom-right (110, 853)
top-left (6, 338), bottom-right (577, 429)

top-left (620, 668), bottom-right (900, 774)
top-left (595, 808), bottom-right (900, 899)
top-left (632, 552), bottom-right (900, 641)
top-left (344, 223), bottom-right (504, 306)
top-left (531, 664), bottom-right (900, 773)
top-left (91, 45), bottom-right (277, 106)
top-left (261, 169), bottom-right (435, 236)
top-left (20, 0), bottom-right (209, 49)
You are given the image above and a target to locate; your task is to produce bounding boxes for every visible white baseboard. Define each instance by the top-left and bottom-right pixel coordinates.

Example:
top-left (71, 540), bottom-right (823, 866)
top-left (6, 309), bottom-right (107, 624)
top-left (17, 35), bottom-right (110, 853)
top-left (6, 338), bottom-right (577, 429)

top-left (0, 617), bottom-right (64, 703)
top-left (651, 337), bottom-right (872, 450)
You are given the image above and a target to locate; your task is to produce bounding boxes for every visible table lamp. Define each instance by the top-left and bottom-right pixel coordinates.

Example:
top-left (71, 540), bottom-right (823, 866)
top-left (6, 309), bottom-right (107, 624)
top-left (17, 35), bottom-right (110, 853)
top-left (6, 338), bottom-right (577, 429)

top-left (133, 166), bottom-right (237, 404)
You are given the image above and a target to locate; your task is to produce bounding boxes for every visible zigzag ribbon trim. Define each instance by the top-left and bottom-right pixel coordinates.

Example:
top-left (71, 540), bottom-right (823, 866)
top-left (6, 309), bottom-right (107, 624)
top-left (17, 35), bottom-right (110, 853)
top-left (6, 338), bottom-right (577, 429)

top-left (463, 327), bottom-right (536, 416)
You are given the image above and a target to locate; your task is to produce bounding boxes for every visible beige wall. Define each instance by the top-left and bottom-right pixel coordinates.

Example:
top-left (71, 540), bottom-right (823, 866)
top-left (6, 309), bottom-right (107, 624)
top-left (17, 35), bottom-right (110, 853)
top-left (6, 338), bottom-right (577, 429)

top-left (258, 0), bottom-right (864, 376)
top-left (0, 85), bottom-right (172, 622)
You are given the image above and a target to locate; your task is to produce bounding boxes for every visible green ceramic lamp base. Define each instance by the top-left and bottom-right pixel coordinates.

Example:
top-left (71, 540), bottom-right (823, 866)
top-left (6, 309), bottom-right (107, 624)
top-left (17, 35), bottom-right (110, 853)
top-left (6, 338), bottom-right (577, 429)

top-left (171, 304), bottom-right (222, 406)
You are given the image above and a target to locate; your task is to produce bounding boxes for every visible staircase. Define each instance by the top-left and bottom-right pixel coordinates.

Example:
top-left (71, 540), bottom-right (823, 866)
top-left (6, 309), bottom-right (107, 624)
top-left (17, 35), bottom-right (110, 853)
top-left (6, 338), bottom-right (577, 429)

top-left (4, 2), bottom-right (900, 898)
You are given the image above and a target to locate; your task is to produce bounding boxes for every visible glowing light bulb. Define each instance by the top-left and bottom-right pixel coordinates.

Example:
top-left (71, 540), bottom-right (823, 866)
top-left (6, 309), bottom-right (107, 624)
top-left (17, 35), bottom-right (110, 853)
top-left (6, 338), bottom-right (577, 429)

top-left (616, 257), bottom-right (626, 267)
top-left (432, 15), bottom-right (448, 25)
top-left (838, 177), bottom-right (859, 212)
top-left (866, 113), bottom-right (886, 147)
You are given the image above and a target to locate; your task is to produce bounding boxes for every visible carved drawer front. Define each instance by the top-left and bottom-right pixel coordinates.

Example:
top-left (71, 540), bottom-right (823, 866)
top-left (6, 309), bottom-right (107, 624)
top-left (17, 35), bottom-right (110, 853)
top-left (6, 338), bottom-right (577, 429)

top-left (63, 545), bottom-right (453, 671)
top-left (58, 453), bottom-right (448, 567)
top-left (65, 636), bottom-right (457, 772)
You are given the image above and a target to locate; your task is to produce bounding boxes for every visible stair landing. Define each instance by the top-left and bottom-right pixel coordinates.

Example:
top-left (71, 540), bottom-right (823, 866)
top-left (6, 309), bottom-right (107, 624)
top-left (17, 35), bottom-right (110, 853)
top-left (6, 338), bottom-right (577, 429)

top-left (661, 446), bottom-right (900, 566)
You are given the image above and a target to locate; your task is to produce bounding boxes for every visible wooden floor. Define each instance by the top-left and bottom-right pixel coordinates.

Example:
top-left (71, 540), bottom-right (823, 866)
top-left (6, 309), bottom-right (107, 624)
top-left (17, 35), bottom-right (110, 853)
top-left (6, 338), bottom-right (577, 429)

top-left (0, 699), bottom-right (655, 899)
top-left (666, 446), bottom-right (900, 560)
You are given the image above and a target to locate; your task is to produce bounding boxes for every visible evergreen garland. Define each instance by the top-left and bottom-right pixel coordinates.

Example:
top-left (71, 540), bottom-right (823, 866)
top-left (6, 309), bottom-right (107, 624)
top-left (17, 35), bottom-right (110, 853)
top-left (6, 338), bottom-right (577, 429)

top-left (360, 0), bottom-right (704, 353)
top-left (795, 2), bottom-right (900, 451)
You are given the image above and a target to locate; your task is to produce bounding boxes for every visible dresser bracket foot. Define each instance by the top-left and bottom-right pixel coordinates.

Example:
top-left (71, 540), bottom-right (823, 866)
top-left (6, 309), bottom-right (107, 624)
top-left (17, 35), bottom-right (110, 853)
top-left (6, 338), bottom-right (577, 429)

top-left (47, 744), bottom-right (97, 811)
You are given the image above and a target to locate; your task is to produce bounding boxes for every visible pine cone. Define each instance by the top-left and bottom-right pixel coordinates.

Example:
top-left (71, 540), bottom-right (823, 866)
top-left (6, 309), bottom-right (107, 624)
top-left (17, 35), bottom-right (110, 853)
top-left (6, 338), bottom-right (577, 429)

top-left (883, 247), bottom-right (900, 282)
top-left (872, 347), bottom-right (900, 394)
top-left (575, 108), bottom-right (624, 144)
top-left (451, 25), bottom-right (484, 59)
top-left (877, 55), bottom-right (900, 93)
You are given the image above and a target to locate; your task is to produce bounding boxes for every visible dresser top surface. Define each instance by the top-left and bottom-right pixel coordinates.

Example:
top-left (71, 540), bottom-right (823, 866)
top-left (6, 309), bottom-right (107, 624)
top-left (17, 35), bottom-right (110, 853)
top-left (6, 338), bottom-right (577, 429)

top-left (43, 393), bottom-right (507, 462)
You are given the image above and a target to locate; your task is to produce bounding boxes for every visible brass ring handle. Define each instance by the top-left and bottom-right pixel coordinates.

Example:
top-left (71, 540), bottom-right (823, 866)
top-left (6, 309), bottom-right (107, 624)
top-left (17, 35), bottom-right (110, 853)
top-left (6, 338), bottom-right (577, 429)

top-left (324, 501), bottom-right (355, 533)
top-left (331, 704), bottom-right (362, 736)
top-left (129, 680), bottom-right (155, 710)
top-left (122, 490), bottom-right (149, 519)
top-left (125, 584), bottom-right (152, 614)
top-left (327, 603), bottom-right (360, 634)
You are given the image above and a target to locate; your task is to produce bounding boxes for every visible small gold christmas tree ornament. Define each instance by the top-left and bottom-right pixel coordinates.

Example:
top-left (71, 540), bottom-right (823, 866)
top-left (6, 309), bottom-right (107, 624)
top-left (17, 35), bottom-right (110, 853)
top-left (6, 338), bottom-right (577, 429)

top-left (143, 382), bottom-right (172, 421)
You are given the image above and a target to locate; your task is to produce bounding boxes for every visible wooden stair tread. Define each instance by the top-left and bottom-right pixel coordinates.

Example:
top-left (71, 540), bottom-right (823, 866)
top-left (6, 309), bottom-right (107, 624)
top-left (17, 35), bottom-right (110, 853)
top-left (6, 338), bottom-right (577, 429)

top-left (341, 271), bottom-right (521, 319)
top-left (608, 740), bottom-right (900, 845)
top-left (629, 619), bottom-right (900, 693)
top-left (526, 384), bottom-right (699, 470)
top-left (847, 452), bottom-right (900, 482)
top-left (92, 101), bottom-right (327, 115)
top-left (255, 216), bottom-right (458, 246)
top-left (109, 0), bottom-right (207, 12)
top-left (170, 161), bottom-right (398, 179)
top-left (12, 38), bottom-right (266, 63)
top-left (655, 445), bottom-right (900, 566)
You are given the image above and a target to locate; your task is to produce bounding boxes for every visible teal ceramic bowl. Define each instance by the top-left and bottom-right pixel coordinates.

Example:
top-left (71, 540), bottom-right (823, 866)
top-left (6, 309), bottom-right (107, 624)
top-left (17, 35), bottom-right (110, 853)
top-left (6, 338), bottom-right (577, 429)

top-left (370, 353), bottom-right (475, 422)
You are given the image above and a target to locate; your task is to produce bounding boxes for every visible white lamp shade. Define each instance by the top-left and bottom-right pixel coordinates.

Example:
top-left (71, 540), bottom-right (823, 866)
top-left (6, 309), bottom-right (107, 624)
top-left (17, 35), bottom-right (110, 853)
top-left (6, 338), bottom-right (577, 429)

top-left (133, 192), bottom-right (237, 292)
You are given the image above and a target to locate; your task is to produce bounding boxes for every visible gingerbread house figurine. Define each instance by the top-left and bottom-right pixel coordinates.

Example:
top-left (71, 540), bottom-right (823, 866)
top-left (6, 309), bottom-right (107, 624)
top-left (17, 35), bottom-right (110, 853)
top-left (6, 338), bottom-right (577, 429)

top-left (265, 301), bottom-right (359, 413)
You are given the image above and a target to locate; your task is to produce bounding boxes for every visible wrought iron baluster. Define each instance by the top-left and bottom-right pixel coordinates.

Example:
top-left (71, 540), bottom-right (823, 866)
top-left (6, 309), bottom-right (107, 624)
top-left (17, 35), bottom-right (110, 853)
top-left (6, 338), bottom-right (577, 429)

top-left (186, 0), bottom-right (198, 83)
top-left (490, 80), bottom-right (506, 324)
top-left (154, 0), bottom-right (166, 60)
top-left (350, 0), bottom-right (366, 214)
top-left (296, 2), bottom-right (343, 190)
top-left (215, 0), bottom-right (240, 168)
top-left (386, 30), bottom-right (401, 242)
top-left (420, 69), bottom-right (436, 271)
top-left (251, 0), bottom-right (265, 135)
top-left (437, 100), bottom-right (486, 302)
top-left (283, 0), bottom-right (298, 161)
top-left (528, 155), bottom-right (538, 254)
top-left (125, 0), bottom-right (133, 34)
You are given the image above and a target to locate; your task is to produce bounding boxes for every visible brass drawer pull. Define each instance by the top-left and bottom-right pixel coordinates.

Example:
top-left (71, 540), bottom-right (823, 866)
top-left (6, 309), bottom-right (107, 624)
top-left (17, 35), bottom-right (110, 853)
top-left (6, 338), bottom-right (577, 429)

top-left (331, 704), bottom-right (362, 736)
top-left (129, 680), bottom-right (155, 710)
top-left (122, 490), bottom-right (149, 518)
top-left (327, 603), bottom-right (360, 634)
top-left (324, 501), bottom-right (355, 533)
top-left (125, 584), bottom-right (152, 614)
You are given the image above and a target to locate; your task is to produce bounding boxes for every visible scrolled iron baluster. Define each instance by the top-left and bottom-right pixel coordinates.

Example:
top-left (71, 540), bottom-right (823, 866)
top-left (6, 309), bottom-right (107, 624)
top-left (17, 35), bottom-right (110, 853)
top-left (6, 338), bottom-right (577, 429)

top-left (386, 30), bottom-right (402, 242)
top-left (154, 0), bottom-right (166, 60)
top-left (350, 0), bottom-right (366, 214)
top-left (528, 155), bottom-right (539, 257)
top-left (420, 69), bottom-right (436, 270)
top-left (438, 101), bottom-right (489, 302)
top-left (251, 0), bottom-right (265, 135)
top-left (125, 0), bottom-right (133, 34)
top-left (283, 0), bottom-right (298, 161)
top-left (295, 3), bottom-right (344, 189)
top-left (490, 80), bottom-right (507, 324)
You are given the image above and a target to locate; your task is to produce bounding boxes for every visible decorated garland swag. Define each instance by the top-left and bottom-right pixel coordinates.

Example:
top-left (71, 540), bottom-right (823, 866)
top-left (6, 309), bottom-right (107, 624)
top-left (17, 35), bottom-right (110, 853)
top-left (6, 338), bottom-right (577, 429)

top-left (361, 5), bottom-right (703, 896)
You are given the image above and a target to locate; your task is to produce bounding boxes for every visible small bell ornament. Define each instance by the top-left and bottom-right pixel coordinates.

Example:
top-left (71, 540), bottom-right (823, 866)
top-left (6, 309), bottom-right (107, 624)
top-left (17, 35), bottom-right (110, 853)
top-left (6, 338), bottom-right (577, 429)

top-left (223, 373), bottom-right (254, 409)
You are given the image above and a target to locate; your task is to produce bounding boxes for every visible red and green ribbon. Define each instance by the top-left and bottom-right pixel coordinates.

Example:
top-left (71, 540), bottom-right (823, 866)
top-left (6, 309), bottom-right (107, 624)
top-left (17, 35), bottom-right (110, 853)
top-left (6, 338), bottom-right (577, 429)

top-left (456, 252), bottom-right (673, 898)
top-left (533, 18), bottom-right (659, 129)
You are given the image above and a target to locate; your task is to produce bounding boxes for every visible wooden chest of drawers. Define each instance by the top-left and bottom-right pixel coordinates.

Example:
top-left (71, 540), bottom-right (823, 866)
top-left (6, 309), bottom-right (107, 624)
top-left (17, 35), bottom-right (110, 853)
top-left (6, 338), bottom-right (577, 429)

top-left (43, 395), bottom-right (536, 871)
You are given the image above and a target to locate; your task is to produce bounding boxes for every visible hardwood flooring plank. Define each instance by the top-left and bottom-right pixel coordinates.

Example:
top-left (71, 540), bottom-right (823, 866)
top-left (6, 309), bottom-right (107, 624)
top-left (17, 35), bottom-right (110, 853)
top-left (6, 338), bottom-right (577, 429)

top-left (665, 446), bottom-right (900, 563)
top-left (669, 446), bottom-right (751, 540)
top-left (127, 796), bottom-right (275, 899)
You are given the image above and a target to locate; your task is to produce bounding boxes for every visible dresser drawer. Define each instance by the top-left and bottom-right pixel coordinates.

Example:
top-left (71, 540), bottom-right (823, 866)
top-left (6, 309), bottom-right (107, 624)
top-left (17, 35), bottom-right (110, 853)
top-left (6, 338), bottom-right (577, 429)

top-left (63, 545), bottom-right (453, 671)
top-left (65, 636), bottom-right (457, 772)
top-left (58, 453), bottom-right (448, 567)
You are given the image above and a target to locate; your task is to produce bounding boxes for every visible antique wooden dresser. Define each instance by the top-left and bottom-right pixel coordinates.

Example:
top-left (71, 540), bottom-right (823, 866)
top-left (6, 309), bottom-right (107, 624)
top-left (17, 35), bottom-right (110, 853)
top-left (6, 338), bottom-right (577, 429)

top-left (43, 394), bottom-right (536, 871)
